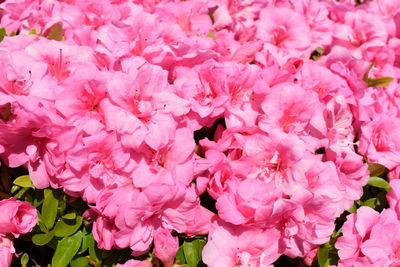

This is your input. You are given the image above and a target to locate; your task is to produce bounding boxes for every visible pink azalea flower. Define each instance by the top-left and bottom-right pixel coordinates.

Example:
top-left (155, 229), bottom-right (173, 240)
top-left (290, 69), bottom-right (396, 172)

top-left (153, 229), bottom-right (179, 267)
top-left (101, 62), bottom-right (188, 150)
top-left (116, 259), bottom-right (151, 267)
top-left (92, 184), bottom-right (213, 255)
top-left (336, 207), bottom-right (400, 267)
top-left (358, 115), bottom-right (400, 170)
top-left (255, 6), bottom-right (311, 60)
top-left (0, 199), bottom-right (37, 238)
top-left (202, 220), bottom-right (280, 267)
top-left (0, 234), bottom-right (14, 267)
top-left (258, 83), bottom-right (321, 135)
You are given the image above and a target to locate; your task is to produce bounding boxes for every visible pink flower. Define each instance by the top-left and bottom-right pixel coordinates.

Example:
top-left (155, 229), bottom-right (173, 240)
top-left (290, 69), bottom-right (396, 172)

top-left (361, 219), bottom-right (400, 266)
top-left (333, 10), bottom-right (388, 59)
top-left (100, 62), bottom-right (188, 150)
top-left (153, 229), bottom-right (179, 267)
top-left (358, 115), bottom-right (400, 170)
top-left (0, 199), bottom-right (37, 238)
top-left (0, 234), bottom-right (14, 267)
top-left (116, 259), bottom-right (151, 267)
top-left (387, 180), bottom-right (400, 217)
top-left (270, 190), bottom-right (335, 258)
top-left (335, 207), bottom-right (398, 266)
top-left (91, 184), bottom-right (213, 255)
top-left (255, 6), bottom-right (311, 59)
top-left (174, 60), bottom-right (230, 126)
top-left (258, 83), bottom-right (321, 135)
top-left (57, 131), bottom-right (134, 203)
top-left (202, 220), bottom-right (280, 267)
top-left (215, 178), bottom-right (281, 226)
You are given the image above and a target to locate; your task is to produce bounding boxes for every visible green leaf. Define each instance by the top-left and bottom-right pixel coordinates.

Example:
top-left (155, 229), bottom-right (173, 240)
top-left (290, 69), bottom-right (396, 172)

top-left (362, 198), bottom-right (377, 209)
top-left (207, 32), bottom-right (215, 40)
top-left (362, 62), bottom-right (394, 88)
top-left (54, 216), bottom-right (83, 237)
top-left (70, 257), bottom-right (89, 267)
top-left (10, 185), bottom-right (20, 194)
top-left (176, 245), bottom-right (186, 265)
top-left (32, 190), bottom-right (44, 207)
top-left (63, 211), bottom-right (77, 220)
top-left (37, 213), bottom-right (49, 233)
top-left (14, 187), bottom-right (30, 199)
top-left (347, 203), bottom-right (357, 213)
top-left (78, 227), bottom-right (90, 255)
top-left (48, 23), bottom-right (64, 41)
top-left (363, 62), bottom-right (375, 82)
top-left (367, 77), bottom-right (393, 88)
top-left (42, 189), bottom-right (59, 229)
top-left (317, 244), bottom-right (330, 267)
top-left (13, 175), bottom-right (33, 188)
top-left (57, 193), bottom-right (68, 216)
top-left (183, 239), bottom-right (205, 267)
top-left (88, 233), bottom-right (102, 266)
top-left (29, 28), bottom-right (37, 35)
top-left (0, 28), bottom-right (6, 42)
top-left (175, 245), bottom-right (186, 265)
top-left (32, 230), bottom-right (55, 246)
top-left (52, 231), bottom-right (83, 267)
top-left (21, 253), bottom-right (29, 267)
top-left (368, 162), bottom-right (386, 177)
top-left (367, 176), bottom-right (392, 192)
top-left (311, 47), bottom-right (324, 60)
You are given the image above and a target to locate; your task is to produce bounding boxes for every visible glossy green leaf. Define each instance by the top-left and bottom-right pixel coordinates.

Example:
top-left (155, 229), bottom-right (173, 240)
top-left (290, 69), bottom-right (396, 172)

top-left (0, 28), bottom-right (6, 42)
top-left (317, 243), bottom-right (330, 267)
top-left (13, 175), bottom-right (33, 188)
top-left (347, 203), bottom-right (357, 213)
top-left (21, 253), bottom-right (29, 267)
top-left (32, 230), bottom-right (55, 246)
top-left (78, 227), bottom-right (90, 255)
top-left (62, 211), bottom-right (77, 220)
top-left (54, 216), bottom-right (83, 237)
top-left (363, 62), bottom-right (375, 82)
top-left (48, 23), bottom-right (64, 41)
top-left (10, 185), bottom-right (20, 194)
top-left (183, 239), bottom-right (205, 267)
top-left (368, 176), bottom-right (392, 192)
top-left (367, 77), bottom-right (393, 88)
top-left (70, 257), bottom-right (89, 267)
top-left (37, 213), bottom-right (49, 233)
top-left (175, 245), bottom-right (186, 265)
top-left (32, 190), bottom-right (44, 207)
top-left (14, 187), bottom-right (29, 199)
top-left (57, 193), bottom-right (68, 216)
top-left (362, 62), bottom-right (394, 88)
top-left (362, 198), bottom-right (377, 209)
top-left (42, 189), bottom-right (59, 229)
top-left (88, 233), bottom-right (102, 266)
top-left (311, 47), bottom-right (324, 60)
top-left (52, 231), bottom-right (83, 267)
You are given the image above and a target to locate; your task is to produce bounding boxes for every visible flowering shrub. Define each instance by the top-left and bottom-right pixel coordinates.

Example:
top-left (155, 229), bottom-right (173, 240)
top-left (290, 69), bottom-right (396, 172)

top-left (0, 0), bottom-right (399, 266)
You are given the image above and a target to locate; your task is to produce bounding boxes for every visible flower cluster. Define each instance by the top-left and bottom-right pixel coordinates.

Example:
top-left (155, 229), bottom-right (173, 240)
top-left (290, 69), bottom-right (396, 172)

top-left (334, 180), bottom-right (400, 267)
top-left (0, 199), bottom-right (37, 266)
top-left (0, 0), bottom-right (399, 266)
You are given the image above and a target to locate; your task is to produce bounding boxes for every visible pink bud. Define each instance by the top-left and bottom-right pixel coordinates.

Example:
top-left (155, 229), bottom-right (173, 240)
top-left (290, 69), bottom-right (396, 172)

top-left (153, 229), bottom-right (179, 267)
